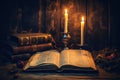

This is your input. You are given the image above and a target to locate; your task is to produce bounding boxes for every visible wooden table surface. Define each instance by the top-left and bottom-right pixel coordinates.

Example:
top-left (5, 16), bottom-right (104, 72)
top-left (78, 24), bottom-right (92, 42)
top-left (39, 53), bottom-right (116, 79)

top-left (0, 63), bottom-right (120, 80)
top-left (0, 51), bottom-right (120, 80)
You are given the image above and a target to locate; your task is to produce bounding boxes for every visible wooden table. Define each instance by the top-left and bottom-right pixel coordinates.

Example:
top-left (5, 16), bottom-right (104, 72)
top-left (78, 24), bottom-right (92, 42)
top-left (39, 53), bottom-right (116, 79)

top-left (0, 52), bottom-right (120, 80)
top-left (0, 63), bottom-right (120, 80)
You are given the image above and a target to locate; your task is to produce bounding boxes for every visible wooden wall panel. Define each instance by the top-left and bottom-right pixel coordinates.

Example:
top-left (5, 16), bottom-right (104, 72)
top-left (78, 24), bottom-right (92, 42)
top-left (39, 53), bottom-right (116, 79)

top-left (7, 0), bottom-right (109, 50)
top-left (86, 0), bottom-right (109, 49)
top-left (44, 0), bottom-right (61, 42)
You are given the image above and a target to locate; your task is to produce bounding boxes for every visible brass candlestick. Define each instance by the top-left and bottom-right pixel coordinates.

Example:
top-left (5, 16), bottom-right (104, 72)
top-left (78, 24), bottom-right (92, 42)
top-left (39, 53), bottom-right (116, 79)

top-left (62, 32), bottom-right (71, 49)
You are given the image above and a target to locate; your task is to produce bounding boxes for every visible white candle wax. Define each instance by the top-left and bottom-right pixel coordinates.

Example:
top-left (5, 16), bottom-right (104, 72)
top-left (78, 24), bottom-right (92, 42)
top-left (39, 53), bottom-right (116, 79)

top-left (81, 17), bottom-right (85, 46)
top-left (64, 9), bottom-right (68, 33)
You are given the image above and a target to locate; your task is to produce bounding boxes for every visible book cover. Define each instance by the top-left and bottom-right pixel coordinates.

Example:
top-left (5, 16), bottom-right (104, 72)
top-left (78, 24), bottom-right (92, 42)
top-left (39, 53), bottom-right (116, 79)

top-left (13, 43), bottom-right (53, 54)
top-left (9, 33), bottom-right (53, 46)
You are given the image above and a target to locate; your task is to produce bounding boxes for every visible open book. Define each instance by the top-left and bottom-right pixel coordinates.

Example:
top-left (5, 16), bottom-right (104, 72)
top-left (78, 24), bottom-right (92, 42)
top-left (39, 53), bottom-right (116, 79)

top-left (23, 49), bottom-right (98, 73)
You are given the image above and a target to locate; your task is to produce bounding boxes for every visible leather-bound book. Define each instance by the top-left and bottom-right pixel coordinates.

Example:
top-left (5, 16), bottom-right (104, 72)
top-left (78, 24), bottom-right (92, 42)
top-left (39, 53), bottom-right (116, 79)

top-left (8, 33), bottom-right (53, 46)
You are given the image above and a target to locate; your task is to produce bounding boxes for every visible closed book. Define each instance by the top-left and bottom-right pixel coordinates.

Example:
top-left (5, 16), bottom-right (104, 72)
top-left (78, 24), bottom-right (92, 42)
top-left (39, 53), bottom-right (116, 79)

top-left (8, 33), bottom-right (53, 46)
top-left (13, 43), bottom-right (53, 54)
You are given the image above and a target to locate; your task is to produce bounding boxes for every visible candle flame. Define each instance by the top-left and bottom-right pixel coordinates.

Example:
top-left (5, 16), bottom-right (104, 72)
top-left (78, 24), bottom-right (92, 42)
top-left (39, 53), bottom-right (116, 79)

top-left (82, 17), bottom-right (84, 22)
top-left (65, 9), bottom-right (68, 14)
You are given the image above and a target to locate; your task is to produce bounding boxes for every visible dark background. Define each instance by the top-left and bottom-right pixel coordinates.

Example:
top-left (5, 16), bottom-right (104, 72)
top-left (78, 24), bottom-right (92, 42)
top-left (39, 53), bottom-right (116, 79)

top-left (110, 0), bottom-right (120, 49)
top-left (0, 0), bottom-right (120, 50)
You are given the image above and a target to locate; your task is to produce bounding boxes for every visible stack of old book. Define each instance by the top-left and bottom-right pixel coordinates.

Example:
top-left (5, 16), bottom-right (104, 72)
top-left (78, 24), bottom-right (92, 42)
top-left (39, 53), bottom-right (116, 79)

top-left (7, 33), bottom-right (54, 62)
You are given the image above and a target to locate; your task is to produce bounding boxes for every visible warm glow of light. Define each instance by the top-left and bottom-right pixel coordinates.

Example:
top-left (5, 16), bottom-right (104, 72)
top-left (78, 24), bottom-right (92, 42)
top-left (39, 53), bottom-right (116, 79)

top-left (82, 17), bottom-right (84, 22)
top-left (65, 9), bottom-right (68, 14)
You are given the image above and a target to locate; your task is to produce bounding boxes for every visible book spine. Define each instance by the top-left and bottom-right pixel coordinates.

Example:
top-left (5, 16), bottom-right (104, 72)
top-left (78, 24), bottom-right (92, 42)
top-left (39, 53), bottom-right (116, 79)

top-left (9, 33), bottom-right (53, 46)
top-left (29, 35), bottom-right (52, 45)
top-left (13, 43), bottom-right (53, 54)
top-left (19, 36), bottom-right (30, 46)
top-left (19, 35), bottom-right (53, 46)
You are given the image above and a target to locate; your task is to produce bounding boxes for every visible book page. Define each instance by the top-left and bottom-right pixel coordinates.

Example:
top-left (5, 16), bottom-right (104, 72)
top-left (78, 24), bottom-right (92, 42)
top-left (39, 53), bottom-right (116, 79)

top-left (23, 50), bottom-right (60, 70)
top-left (60, 49), bottom-right (97, 70)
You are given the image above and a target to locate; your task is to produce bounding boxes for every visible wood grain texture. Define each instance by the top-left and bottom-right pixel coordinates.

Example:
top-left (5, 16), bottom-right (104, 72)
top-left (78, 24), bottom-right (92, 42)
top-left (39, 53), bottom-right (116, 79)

top-left (6, 0), bottom-right (109, 50)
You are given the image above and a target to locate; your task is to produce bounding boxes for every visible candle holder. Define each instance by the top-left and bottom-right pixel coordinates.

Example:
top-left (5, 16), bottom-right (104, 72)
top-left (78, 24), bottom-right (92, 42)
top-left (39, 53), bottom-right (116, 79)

top-left (76, 43), bottom-right (90, 50)
top-left (77, 44), bottom-right (86, 48)
top-left (62, 32), bottom-right (71, 49)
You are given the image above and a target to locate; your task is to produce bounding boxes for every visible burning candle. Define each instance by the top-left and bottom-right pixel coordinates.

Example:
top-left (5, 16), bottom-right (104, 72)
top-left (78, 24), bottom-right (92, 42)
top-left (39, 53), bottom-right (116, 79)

top-left (64, 9), bottom-right (68, 33)
top-left (81, 16), bottom-right (85, 46)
